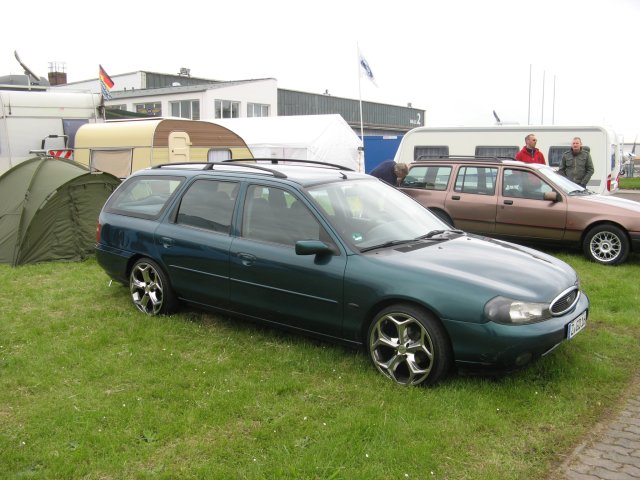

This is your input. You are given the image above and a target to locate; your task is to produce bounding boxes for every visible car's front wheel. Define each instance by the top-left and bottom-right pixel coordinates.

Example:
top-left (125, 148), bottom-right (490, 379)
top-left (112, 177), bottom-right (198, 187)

top-left (367, 304), bottom-right (452, 386)
top-left (582, 224), bottom-right (629, 265)
top-left (129, 258), bottom-right (177, 315)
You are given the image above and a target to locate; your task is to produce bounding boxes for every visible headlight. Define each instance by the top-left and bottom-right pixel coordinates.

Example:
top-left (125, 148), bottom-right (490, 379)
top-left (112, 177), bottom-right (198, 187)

top-left (484, 296), bottom-right (552, 325)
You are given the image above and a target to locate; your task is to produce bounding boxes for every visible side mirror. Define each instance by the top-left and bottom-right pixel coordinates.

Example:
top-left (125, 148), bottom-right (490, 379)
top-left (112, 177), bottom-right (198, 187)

top-left (295, 240), bottom-right (335, 256)
top-left (544, 191), bottom-right (561, 202)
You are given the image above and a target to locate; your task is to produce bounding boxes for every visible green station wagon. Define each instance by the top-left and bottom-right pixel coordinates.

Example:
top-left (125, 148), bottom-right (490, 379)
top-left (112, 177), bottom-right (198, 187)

top-left (96, 160), bottom-right (589, 386)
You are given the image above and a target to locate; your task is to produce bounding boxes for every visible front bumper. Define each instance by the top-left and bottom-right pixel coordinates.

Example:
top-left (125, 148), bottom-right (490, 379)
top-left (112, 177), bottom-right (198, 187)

top-left (442, 292), bottom-right (590, 370)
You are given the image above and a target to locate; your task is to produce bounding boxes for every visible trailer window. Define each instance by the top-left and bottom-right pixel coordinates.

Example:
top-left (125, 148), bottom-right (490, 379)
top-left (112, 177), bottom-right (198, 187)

top-left (62, 119), bottom-right (89, 148)
top-left (475, 146), bottom-right (518, 158)
top-left (547, 147), bottom-right (567, 167)
top-left (414, 146), bottom-right (448, 160)
top-left (208, 149), bottom-right (231, 162)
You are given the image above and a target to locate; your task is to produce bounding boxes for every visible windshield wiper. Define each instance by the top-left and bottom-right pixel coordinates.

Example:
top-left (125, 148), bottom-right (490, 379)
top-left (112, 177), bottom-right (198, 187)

top-left (360, 239), bottom-right (415, 253)
top-left (415, 229), bottom-right (465, 240)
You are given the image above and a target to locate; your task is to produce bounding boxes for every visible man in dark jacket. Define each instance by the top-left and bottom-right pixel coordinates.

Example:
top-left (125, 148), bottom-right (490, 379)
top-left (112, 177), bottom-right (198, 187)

top-left (369, 160), bottom-right (409, 186)
top-left (515, 134), bottom-right (546, 164)
top-left (558, 137), bottom-right (594, 188)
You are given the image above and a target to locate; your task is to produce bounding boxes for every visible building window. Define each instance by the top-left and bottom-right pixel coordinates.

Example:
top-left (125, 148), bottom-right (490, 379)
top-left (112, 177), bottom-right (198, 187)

top-left (135, 103), bottom-right (162, 117)
top-left (247, 103), bottom-right (270, 117)
top-left (170, 100), bottom-right (200, 120)
top-left (215, 99), bottom-right (240, 118)
top-left (109, 104), bottom-right (127, 110)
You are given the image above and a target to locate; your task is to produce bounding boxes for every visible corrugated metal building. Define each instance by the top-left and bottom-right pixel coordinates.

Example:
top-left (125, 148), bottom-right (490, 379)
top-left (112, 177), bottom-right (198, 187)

top-left (279, 89), bottom-right (424, 136)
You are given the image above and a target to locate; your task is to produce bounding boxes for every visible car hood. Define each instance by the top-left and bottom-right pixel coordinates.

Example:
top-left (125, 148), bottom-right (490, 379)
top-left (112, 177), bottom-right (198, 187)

top-left (576, 193), bottom-right (640, 213)
top-left (369, 234), bottom-right (577, 302)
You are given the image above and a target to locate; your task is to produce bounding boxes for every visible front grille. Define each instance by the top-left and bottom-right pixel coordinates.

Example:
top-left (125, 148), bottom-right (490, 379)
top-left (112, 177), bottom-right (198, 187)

top-left (550, 287), bottom-right (580, 316)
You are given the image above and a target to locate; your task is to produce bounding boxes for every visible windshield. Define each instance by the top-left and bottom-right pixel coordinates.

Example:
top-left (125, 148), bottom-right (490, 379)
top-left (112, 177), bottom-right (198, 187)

top-left (306, 178), bottom-right (452, 250)
top-left (537, 166), bottom-right (590, 194)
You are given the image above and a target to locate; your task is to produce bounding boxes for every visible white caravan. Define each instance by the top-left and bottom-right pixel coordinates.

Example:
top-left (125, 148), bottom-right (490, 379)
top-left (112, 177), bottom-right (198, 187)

top-left (0, 89), bottom-right (103, 173)
top-left (394, 125), bottom-right (622, 194)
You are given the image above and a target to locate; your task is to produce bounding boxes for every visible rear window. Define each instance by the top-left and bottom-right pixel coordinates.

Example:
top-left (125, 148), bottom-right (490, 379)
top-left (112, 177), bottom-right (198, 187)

top-left (454, 166), bottom-right (498, 195)
top-left (105, 175), bottom-right (184, 219)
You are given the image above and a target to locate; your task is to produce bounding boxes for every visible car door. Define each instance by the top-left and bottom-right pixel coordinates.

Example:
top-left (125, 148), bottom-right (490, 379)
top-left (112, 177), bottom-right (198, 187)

top-left (154, 178), bottom-right (237, 309)
top-left (495, 168), bottom-right (567, 240)
top-left (444, 165), bottom-right (499, 234)
top-left (229, 183), bottom-right (347, 337)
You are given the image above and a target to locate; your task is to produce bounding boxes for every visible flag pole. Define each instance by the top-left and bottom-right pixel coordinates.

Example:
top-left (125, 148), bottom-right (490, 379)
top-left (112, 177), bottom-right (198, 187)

top-left (357, 44), bottom-right (365, 172)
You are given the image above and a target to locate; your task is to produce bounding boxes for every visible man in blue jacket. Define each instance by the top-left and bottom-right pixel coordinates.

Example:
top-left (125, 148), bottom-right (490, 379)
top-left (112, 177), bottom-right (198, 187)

top-left (370, 160), bottom-right (409, 186)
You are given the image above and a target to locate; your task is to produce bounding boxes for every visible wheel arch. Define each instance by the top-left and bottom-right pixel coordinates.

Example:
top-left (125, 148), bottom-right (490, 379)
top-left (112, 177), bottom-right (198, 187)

top-left (359, 298), bottom-right (453, 351)
top-left (580, 220), bottom-right (630, 246)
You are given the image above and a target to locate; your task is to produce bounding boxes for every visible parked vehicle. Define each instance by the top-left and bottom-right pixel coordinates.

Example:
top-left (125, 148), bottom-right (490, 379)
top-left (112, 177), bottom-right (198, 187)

top-left (0, 89), bottom-right (102, 173)
top-left (73, 118), bottom-right (254, 178)
top-left (95, 160), bottom-right (588, 386)
top-left (399, 157), bottom-right (640, 265)
top-left (393, 125), bottom-right (623, 195)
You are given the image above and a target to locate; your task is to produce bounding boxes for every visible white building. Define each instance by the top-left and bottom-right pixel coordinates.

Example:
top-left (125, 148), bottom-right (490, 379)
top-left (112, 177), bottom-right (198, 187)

top-left (53, 70), bottom-right (277, 120)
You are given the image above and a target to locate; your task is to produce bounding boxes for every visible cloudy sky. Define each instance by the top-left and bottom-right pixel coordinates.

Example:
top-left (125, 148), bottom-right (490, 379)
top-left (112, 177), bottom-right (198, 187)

top-left (2, 0), bottom-right (639, 139)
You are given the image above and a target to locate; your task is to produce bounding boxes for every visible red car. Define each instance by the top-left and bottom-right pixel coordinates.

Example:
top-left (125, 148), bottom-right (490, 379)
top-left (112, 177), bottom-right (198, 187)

top-left (399, 157), bottom-right (640, 265)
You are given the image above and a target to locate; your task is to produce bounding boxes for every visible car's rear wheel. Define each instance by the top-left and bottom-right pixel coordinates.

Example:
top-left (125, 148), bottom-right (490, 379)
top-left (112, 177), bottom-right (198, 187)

top-left (583, 224), bottom-right (629, 265)
top-left (129, 258), bottom-right (177, 315)
top-left (367, 304), bottom-right (452, 386)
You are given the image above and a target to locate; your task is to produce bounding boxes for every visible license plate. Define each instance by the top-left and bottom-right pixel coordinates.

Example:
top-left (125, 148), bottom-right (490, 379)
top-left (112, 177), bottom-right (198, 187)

top-left (567, 311), bottom-right (587, 340)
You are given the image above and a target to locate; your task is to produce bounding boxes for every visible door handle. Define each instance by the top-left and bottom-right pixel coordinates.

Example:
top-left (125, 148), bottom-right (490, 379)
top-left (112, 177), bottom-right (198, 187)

top-left (503, 200), bottom-right (514, 205)
top-left (160, 236), bottom-right (174, 248)
top-left (451, 195), bottom-right (460, 200)
top-left (237, 252), bottom-right (256, 266)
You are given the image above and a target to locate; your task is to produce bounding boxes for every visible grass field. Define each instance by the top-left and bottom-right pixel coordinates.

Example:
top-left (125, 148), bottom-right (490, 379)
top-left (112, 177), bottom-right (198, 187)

top-left (619, 176), bottom-right (640, 189)
top-left (1, 252), bottom-right (639, 479)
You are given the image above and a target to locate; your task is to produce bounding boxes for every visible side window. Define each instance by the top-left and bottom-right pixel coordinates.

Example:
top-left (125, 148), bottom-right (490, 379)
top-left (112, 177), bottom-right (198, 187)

top-left (414, 146), bottom-right (448, 160)
top-left (106, 176), bottom-right (184, 218)
top-left (503, 169), bottom-right (552, 200)
top-left (475, 146), bottom-right (518, 158)
top-left (242, 185), bottom-right (323, 246)
top-left (454, 167), bottom-right (497, 195)
top-left (402, 166), bottom-right (452, 191)
top-left (176, 180), bottom-right (237, 233)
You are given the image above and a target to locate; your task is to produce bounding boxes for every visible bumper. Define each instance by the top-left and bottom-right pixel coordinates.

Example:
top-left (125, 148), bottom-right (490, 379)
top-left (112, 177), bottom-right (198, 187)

top-left (95, 242), bottom-right (135, 285)
top-left (443, 292), bottom-right (590, 370)
top-left (630, 232), bottom-right (640, 253)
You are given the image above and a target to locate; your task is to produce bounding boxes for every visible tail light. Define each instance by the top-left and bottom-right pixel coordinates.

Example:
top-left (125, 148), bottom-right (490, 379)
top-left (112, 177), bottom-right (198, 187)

top-left (96, 222), bottom-right (102, 243)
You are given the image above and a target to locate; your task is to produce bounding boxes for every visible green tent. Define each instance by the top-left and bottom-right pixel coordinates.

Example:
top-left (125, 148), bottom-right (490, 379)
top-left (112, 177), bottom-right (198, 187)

top-left (0, 157), bottom-right (121, 266)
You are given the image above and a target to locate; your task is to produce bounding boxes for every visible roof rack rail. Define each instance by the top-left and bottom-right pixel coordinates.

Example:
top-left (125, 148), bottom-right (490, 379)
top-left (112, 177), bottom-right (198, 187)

top-left (149, 161), bottom-right (288, 178)
top-left (414, 155), bottom-right (514, 163)
top-left (223, 158), bottom-right (355, 172)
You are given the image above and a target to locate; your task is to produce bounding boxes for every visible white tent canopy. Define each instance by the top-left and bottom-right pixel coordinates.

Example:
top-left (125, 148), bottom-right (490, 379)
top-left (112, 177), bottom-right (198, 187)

top-left (209, 114), bottom-right (363, 171)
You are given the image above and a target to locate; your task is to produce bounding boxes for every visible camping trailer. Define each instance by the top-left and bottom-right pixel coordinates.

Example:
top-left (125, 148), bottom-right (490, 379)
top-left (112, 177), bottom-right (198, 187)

top-left (0, 89), bottom-right (103, 173)
top-left (73, 118), bottom-right (254, 178)
top-left (393, 125), bottom-right (622, 194)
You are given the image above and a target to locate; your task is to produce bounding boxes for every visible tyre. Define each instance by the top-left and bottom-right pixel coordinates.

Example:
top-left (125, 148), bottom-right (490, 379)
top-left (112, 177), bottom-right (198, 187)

top-left (129, 258), bottom-right (177, 315)
top-left (582, 224), bottom-right (629, 265)
top-left (367, 304), bottom-right (452, 386)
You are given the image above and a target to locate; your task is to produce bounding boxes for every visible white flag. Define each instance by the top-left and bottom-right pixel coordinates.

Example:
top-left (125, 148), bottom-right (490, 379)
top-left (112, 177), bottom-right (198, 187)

top-left (358, 49), bottom-right (377, 87)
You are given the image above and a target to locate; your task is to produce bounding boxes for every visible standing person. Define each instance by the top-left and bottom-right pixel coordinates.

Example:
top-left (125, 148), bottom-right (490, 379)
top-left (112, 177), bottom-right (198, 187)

top-left (369, 160), bottom-right (409, 186)
top-left (558, 137), bottom-right (594, 188)
top-left (515, 134), bottom-right (546, 164)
